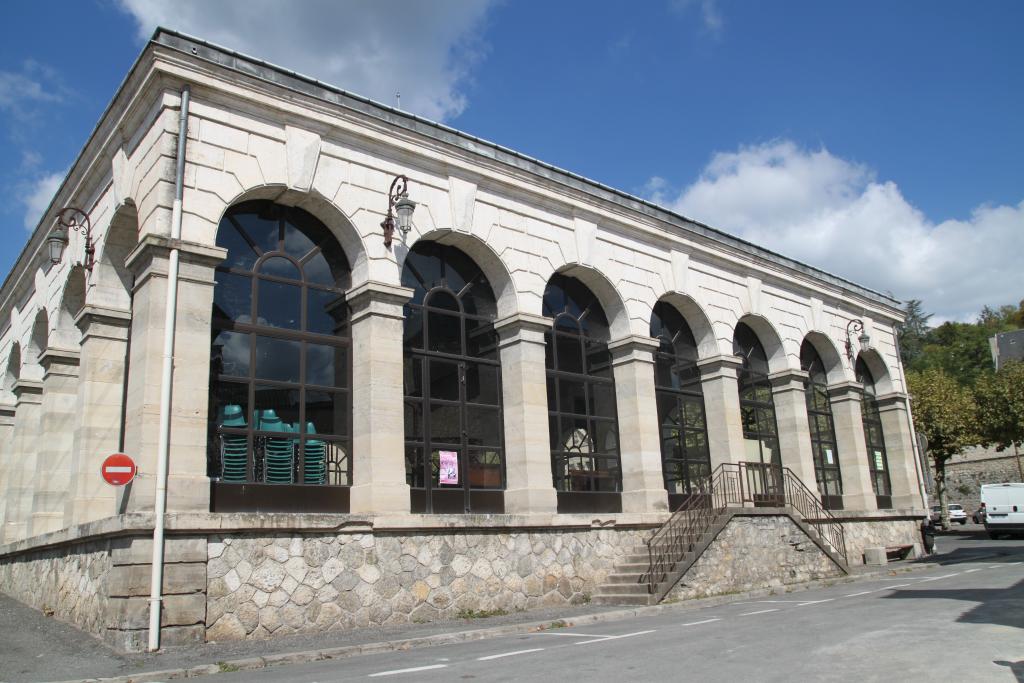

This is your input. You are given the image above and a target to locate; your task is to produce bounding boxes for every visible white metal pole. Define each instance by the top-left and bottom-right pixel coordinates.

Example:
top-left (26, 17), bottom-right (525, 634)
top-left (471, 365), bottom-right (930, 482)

top-left (148, 84), bottom-right (190, 652)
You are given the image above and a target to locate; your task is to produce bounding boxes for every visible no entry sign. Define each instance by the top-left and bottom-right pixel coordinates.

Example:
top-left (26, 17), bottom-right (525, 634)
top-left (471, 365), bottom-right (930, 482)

top-left (101, 453), bottom-right (137, 486)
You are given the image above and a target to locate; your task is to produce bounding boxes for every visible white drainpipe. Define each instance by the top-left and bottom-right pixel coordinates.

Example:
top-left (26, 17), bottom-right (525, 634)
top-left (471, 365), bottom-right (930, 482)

top-left (148, 84), bottom-right (190, 652)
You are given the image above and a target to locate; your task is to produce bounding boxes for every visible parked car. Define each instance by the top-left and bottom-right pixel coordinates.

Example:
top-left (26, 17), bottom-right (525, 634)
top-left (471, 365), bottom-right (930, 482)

top-left (972, 506), bottom-right (986, 524)
top-left (930, 504), bottom-right (968, 525)
top-left (981, 483), bottom-right (1024, 539)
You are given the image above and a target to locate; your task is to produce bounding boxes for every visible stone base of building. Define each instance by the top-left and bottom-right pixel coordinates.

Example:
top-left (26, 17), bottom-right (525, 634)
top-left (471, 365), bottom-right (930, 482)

top-left (0, 509), bottom-right (924, 651)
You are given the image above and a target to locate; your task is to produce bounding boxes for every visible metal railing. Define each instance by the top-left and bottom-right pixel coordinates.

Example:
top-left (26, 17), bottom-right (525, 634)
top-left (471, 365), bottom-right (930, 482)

top-left (646, 462), bottom-right (848, 597)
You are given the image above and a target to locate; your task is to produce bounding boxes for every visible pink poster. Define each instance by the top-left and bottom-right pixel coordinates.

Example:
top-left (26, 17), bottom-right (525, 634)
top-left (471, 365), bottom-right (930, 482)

top-left (439, 450), bottom-right (459, 485)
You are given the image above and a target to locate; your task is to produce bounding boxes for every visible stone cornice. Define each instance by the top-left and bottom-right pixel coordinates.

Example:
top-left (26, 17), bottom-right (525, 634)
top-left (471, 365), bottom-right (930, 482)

top-left (495, 312), bottom-right (549, 347)
top-left (125, 234), bottom-right (227, 278)
top-left (828, 380), bottom-right (865, 401)
top-left (608, 334), bottom-right (659, 364)
top-left (39, 347), bottom-right (81, 375)
top-left (13, 378), bottom-right (44, 401)
top-left (875, 391), bottom-right (910, 410)
top-left (768, 369), bottom-right (809, 390)
top-left (697, 354), bottom-right (744, 379)
top-left (347, 281), bottom-right (413, 323)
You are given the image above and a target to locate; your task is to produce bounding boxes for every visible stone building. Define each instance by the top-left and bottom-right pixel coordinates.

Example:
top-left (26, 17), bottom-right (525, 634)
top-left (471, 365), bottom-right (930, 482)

top-left (0, 29), bottom-right (926, 650)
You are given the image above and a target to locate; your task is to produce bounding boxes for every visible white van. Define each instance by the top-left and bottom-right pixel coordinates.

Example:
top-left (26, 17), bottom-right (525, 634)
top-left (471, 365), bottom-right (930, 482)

top-left (981, 483), bottom-right (1024, 539)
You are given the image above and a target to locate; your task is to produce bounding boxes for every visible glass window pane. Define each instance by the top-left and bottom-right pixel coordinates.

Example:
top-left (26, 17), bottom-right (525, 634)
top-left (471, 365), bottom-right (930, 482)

top-left (465, 318), bottom-right (498, 360)
top-left (460, 279), bottom-right (496, 318)
top-left (592, 420), bottom-right (618, 454)
top-left (465, 406), bottom-right (501, 446)
top-left (259, 256), bottom-right (300, 280)
top-left (429, 404), bottom-right (461, 444)
top-left (548, 415), bottom-right (560, 450)
top-left (429, 360), bottom-right (460, 401)
top-left (254, 336), bottom-right (300, 383)
top-left (468, 448), bottom-right (503, 489)
top-left (544, 332), bottom-right (554, 369)
top-left (404, 400), bottom-right (423, 441)
top-left (426, 290), bottom-right (459, 312)
top-left (427, 311), bottom-right (461, 354)
top-left (307, 289), bottom-right (347, 336)
top-left (213, 270), bottom-right (252, 324)
top-left (234, 206), bottom-right (280, 254)
top-left (404, 357), bottom-right (423, 398)
top-left (654, 356), bottom-right (674, 389)
top-left (560, 417), bottom-right (591, 453)
top-left (404, 306), bottom-right (423, 350)
top-left (281, 222), bottom-right (317, 262)
top-left (217, 221), bottom-right (260, 270)
top-left (253, 383), bottom-right (300, 430)
top-left (585, 341), bottom-right (612, 378)
top-left (212, 330), bottom-right (250, 377)
top-left (306, 343), bottom-right (347, 387)
top-left (318, 437), bottom-right (350, 486)
top-left (589, 383), bottom-right (617, 418)
top-left (683, 399), bottom-right (706, 429)
top-left (212, 380), bottom-right (249, 428)
top-left (465, 363), bottom-right (499, 405)
top-left (406, 446), bottom-right (424, 488)
top-left (556, 334), bottom-right (583, 374)
top-left (305, 389), bottom-right (347, 436)
top-left (559, 378), bottom-right (587, 415)
top-left (256, 280), bottom-right (301, 329)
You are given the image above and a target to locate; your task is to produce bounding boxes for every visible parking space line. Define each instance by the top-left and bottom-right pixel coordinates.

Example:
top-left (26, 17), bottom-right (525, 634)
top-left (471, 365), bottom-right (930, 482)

top-left (477, 648), bottom-right (545, 661)
top-left (680, 618), bottom-right (720, 626)
top-left (963, 568), bottom-right (982, 573)
top-left (739, 609), bottom-right (779, 616)
top-left (537, 632), bottom-right (616, 638)
top-left (797, 598), bottom-right (834, 606)
top-left (574, 630), bottom-right (656, 645)
top-left (369, 664), bottom-right (448, 677)
top-left (844, 590), bottom-right (874, 597)
top-left (917, 573), bottom-right (960, 582)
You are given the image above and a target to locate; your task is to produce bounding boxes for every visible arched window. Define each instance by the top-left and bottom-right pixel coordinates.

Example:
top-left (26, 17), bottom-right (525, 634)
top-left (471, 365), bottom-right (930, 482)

top-left (208, 201), bottom-right (352, 512)
top-left (402, 242), bottom-right (504, 514)
top-left (544, 274), bottom-right (620, 513)
top-left (801, 341), bottom-right (843, 509)
top-left (734, 323), bottom-right (781, 468)
top-left (651, 301), bottom-right (710, 509)
top-left (856, 357), bottom-right (892, 508)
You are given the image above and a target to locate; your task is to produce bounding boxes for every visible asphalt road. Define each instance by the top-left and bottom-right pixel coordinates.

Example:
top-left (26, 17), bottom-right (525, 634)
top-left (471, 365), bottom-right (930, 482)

top-left (214, 543), bottom-right (1024, 682)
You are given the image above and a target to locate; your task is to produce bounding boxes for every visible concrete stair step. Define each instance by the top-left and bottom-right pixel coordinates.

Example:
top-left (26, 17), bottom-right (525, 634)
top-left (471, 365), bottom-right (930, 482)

top-left (596, 582), bottom-right (650, 595)
top-left (591, 594), bottom-right (654, 606)
top-left (604, 572), bottom-right (646, 584)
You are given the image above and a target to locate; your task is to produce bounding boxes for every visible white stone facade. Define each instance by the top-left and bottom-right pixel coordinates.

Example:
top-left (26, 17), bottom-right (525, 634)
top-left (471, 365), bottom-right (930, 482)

top-left (0, 30), bottom-right (927, 648)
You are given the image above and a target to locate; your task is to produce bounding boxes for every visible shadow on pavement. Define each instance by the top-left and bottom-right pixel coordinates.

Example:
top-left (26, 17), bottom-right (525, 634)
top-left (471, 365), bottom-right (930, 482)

top-left (881, 575), bottom-right (1024, 631)
top-left (993, 660), bottom-right (1024, 682)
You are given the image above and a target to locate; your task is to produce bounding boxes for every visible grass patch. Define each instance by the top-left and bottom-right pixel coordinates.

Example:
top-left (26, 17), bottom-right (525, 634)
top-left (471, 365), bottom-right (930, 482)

top-left (456, 608), bottom-right (508, 620)
top-left (217, 662), bottom-right (241, 673)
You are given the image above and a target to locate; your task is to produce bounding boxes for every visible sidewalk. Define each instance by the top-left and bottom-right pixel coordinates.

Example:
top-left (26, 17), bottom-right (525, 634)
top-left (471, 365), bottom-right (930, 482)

top-left (2, 558), bottom-right (947, 683)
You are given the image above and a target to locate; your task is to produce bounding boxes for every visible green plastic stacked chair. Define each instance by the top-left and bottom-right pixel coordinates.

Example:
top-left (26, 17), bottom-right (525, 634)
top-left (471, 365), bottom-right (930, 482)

top-left (303, 421), bottom-right (327, 485)
top-left (220, 404), bottom-right (248, 482)
top-left (258, 410), bottom-right (295, 484)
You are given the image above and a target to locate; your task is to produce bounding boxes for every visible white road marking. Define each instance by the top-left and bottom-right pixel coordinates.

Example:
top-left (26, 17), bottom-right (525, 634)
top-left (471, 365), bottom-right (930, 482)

top-left (538, 631), bottom-right (616, 638)
top-left (574, 630), bottom-right (656, 645)
top-left (917, 573), bottom-right (961, 582)
top-left (883, 583), bottom-right (912, 589)
top-left (797, 598), bottom-right (834, 606)
top-left (752, 599), bottom-right (807, 603)
top-left (1008, 562), bottom-right (1022, 566)
top-left (680, 618), bottom-right (720, 626)
top-left (964, 568), bottom-right (982, 573)
top-left (844, 590), bottom-right (874, 597)
top-left (477, 648), bottom-right (545, 661)
top-left (739, 609), bottom-right (779, 616)
top-left (369, 664), bottom-right (447, 677)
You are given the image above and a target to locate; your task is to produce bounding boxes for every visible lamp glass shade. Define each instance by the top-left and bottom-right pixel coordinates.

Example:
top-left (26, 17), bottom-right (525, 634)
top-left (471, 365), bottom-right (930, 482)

top-left (858, 331), bottom-right (870, 348)
top-left (394, 193), bottom-right (416, 233)
top-left (47, 227), bottom-right (68, 265)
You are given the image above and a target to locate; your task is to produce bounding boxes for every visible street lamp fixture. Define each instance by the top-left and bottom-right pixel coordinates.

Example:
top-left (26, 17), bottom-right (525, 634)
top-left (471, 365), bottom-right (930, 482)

top-left (845, 318), bottom-right (870, 362)
top-left (381, 175), bottom-right (416, 248)
top-left (47, 207), bottom-right (95, 272)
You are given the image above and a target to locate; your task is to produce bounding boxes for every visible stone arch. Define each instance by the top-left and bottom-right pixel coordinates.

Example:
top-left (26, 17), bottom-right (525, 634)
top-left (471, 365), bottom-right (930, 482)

top-left (221, 186), bottom-right (369, 288)
top-left (51, 266), bottom-right (87, 350)
top-left (734, 314), bottom-right (788, 374)
top-left (802, 331), bottom-right (846, 384)
top-left (655, 292), bottom-right (718, 358)
top-left (20, 309), bottom-right (47, 382)
top-left (547, 262), bottom-right (631, 340)
top-left (406, 229), bottom-right (519, 319)
top-left (2, 343), bottom-right (20, 402)
top-left (857, 349), bottom-right (894, 395)
top-left (92, 202), bottom-right (139, 311)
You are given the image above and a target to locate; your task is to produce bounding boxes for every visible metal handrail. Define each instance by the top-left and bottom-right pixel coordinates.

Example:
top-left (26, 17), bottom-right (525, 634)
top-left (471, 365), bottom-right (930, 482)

top-left (646, 462), bottom-right (848, 598)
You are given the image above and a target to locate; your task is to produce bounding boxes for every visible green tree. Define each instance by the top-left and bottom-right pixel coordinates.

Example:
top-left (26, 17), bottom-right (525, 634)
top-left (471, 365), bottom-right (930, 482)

top-left (916, 321), bottom-right (994, 386)
top-left (978, 299), bottom-right (1024, 331)
top-left (898, 299), bottom-right (932, 370)
top-left (974, 361), bottom-right (1024, 480)
top-left (907, 368), bottom-right (982, 529)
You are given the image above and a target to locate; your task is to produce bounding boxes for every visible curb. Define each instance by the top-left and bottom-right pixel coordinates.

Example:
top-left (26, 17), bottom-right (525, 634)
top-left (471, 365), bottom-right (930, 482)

top-left (47, 554), bottom-right (1007, 683)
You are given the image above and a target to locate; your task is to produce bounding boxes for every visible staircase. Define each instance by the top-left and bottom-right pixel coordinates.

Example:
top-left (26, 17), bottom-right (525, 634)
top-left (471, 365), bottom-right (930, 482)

top-left (593, 463), bottom-right (850, 606)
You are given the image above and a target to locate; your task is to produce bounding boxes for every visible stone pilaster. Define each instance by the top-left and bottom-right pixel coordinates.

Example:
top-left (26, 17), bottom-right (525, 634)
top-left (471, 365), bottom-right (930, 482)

top-left (495, 313), bottom-right (557, 514)
top-left (348, 281), bottom-right (413, 514)
top-left (876, 392), bottom-right (925, 510)
top-left (609, 335), bottom-right (668, 513)
top-left (121, 234), bottom-right (226, 513)
top-left (768, 369), bottom-right (818, 491)
top-left (2, 379), bottom-right (44, 543)
top-left (65, 306), bottom-right (132, 527)
top-left (0, 402), bottom-right (16, 533)
top-left (697, 355), bottom-right (746, 470)
top-left (29, 348), bottom-right (81, 536)
top-left (829, 381), bottom-right (876, 511)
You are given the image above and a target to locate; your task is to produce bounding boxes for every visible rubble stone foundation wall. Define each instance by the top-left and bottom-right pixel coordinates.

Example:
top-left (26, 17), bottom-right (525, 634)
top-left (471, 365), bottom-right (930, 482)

top-left (206, 526), bottom-right (651, 641)
top-left (667, 515), bottom-right (842, 602)
top-left (839, 517), bottom-right (922, 565)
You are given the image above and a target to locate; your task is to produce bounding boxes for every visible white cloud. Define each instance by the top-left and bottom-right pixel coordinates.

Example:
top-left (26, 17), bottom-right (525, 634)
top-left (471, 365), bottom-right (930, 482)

top-left (670, 0), bottom-right (724, 34)
top-left (22, 171), bottom-right (65, 231)
top-left (650, 140), bottom-right (1024, 321)
top-left (0, 61), bottom-right (67, 114)
top-left (117, 0), bottom-right (497, 122)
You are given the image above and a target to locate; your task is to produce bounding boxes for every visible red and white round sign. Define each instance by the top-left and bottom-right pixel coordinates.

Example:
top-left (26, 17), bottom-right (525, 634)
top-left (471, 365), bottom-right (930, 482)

top-left (101, 453), bottom-right (137, 486)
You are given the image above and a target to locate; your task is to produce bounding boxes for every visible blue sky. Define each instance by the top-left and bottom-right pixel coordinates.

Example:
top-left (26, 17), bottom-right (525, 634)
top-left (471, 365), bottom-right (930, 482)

top-left (1, 1), bottom-right (1021, 321)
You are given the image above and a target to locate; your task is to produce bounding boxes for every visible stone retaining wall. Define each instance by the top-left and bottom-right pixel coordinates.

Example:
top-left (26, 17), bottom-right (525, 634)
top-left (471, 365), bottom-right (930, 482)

top-left (667, 515), bottom-right (842, 602)
top-left (840, 517), bottom-right (922, 565)
top-left (205, 527), bottom-right (650, 641)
